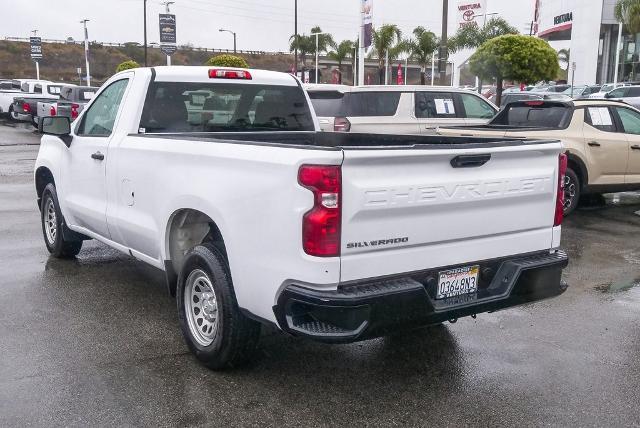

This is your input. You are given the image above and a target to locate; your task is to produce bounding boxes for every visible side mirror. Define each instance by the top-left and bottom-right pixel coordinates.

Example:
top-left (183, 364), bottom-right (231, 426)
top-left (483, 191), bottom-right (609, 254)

top-left (39, 116), bottom-right (72, 147)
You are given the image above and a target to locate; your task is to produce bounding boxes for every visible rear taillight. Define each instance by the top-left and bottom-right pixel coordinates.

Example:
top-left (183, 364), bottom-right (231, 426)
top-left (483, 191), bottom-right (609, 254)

top-left (50, 105), bottom-right (56, 116)
top-left (22, 103), bottom-right (31, 113)
top-left (334, 117), bottom-right (351, 132)
top-left (208, 69), bottom-right (252, 80)
top-left (71, 103), bottom-right (79, 120)
top-left (298, 165), bottom-right (341, 257)
top-left (554, 153), bottom-right (568, 226)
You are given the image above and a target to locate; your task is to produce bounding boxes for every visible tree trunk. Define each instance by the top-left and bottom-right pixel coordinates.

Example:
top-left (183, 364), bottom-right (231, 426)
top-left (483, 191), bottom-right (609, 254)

top-left (378, 67), bottom-right (384, 84)
top-left (421, 65), bottom-right (426, 85)
top-left (495, 77), bottom-right (504, 107)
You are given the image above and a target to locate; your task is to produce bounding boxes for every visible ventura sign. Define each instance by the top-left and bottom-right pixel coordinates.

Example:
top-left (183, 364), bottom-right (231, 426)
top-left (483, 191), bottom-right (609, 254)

top-left (456, 0), bottom-right (486, 29)
top-left (554, 12), bottom-right (573, 25)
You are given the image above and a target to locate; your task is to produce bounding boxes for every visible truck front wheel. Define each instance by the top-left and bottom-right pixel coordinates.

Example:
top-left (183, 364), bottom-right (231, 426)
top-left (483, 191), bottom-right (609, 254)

top-left (40, 184), bottom-right (83, 258)
top-left (177, 243), bottom-right (261, 370)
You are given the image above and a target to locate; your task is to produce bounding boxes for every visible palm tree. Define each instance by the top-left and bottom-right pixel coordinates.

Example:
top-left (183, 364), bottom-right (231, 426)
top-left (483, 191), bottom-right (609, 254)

top-left (557, 48), bottom-right (571, 73)
top-left (615, 0), bottom-right (640, 34)
top-left (328, 40), bottom-right (354, 84)
top-left (449, 17), bottom-right (518, 91)
top-left (310, 26), bottom-right (335, 56)
top-left (615, 0), bottom-right (640, 80)
top-left (408, 27), bottom-right (439, 85)
top-left (371, 24), bottom-right (403, 84)
top-left (289, 34), bottom-right (314, 70)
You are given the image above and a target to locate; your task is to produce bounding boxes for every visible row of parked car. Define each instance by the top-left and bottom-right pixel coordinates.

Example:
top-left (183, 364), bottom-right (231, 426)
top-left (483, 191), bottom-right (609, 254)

top-left (0, 78), bottom-right (97, 126)
top-left (303, 83), bottom-right (640, 215)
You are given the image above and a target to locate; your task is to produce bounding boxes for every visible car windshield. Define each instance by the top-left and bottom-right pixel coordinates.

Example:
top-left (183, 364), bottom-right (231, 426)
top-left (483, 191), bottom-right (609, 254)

top-left (307, 91), bottom-right (346, 117)
top-left (139, 82), bottom-right (315, 133)
top-left (601, 84), bottom-right (614, 92)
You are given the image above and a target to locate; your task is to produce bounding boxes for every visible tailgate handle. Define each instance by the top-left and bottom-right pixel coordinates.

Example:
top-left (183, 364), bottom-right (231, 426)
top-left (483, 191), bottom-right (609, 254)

top-left (450, 154), bottom-right (491, 168)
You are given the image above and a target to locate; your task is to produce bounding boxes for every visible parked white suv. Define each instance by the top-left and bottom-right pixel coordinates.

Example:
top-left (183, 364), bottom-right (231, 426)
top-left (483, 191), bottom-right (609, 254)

top-left (305, 84), bottom-right (498, 133)
top-left (35, 66), bottom-right (568, 369)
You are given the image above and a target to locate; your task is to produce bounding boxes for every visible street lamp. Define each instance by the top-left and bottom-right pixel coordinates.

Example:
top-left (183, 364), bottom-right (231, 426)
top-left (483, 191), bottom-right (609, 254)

top-left (312, 31), bottom-right (326, 84)
top-left (219, 29), bottom-right (237, 54)
top-left (80, 19), bottom-right (91, 86)
top-left (143, 0), bottom-right (148, 67)
top-left (31, 30), bottom-right (39, 80)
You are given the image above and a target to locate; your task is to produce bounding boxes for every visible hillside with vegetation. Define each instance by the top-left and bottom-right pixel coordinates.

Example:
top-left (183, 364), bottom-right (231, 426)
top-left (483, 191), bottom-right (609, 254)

top-left (0, 40), bottom-right (293, 84)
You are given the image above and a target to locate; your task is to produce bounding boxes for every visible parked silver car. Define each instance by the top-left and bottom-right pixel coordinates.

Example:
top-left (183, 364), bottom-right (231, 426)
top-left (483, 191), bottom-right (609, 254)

top-left (604, 85), bottom-right (640, 109)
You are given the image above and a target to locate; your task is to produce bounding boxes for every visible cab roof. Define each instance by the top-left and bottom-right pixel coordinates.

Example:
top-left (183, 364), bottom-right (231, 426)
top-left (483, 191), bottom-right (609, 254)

top-left (149, 66), bottom-right (300, 86)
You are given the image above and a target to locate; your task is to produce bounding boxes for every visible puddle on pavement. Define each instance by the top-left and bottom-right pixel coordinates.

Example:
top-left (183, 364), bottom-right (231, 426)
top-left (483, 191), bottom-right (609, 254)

top-left (594, 277), bottom-right (640, 293)
top-left (606, 192), bottom-right (640, 207)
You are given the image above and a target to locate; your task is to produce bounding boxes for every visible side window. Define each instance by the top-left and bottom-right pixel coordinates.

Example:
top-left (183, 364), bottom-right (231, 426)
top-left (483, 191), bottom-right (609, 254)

top-left (345, 92), bottom-right (401, 117)
top-left (608, 87), bottom-right (627, 98)
top-left (34, 85), bottom-right (42, 94)
top-left (615, 107), bottom-right (640, 135)
top-left (415, 92), bottom-right (457, 118)
top-left (459, 93), bottom-right (496, 119)
top-left (627, 87), bottom-right (640, 97)
top-left (584, 107), bottom-right (616, 132)
top-left (76, 79), bottom-right (129, 137)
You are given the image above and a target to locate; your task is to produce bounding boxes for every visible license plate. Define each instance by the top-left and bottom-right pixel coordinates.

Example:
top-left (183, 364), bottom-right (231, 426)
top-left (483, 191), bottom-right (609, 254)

top-left (436, 265), bottom-right (479, 299)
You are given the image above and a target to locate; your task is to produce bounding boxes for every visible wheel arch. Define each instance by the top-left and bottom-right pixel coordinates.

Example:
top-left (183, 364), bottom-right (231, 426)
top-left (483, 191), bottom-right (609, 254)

top-left (565, 151), bottom-right (588, 189)
top-left (35, 166), bottom-right (56, 209)
top-left (163, 207), bottom-right (228, 296)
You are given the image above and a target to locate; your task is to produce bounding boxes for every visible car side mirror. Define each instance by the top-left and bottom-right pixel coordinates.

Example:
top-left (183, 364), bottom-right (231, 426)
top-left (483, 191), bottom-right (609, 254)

top-left (39, 116), bottom-right (72, 147)
top-left (604, 92), bottom-right (612, 99)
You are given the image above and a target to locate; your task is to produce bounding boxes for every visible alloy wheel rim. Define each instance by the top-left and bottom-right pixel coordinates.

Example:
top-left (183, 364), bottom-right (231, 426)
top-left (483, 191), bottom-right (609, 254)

top-left (184, 269), bottom-right (219, 346)
top-left (44, 198), bottom-right (57, 245)
top-left (563, 175), bottom-right (576, 210)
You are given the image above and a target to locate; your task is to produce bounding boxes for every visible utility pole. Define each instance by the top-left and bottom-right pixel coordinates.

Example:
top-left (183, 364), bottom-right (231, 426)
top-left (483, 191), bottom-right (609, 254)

top-left (294, 0), bottom-right (298, 76)
top-left (80, 20), bottom-right (91, 86)
top-left (161, 1), bottom-right (175, 65)
top-left (31, 30), bottom-right (40, 80)
top-left (439, 0), bottom-right (449, 86)
top-left (143, 0), bottom-right (148, 67)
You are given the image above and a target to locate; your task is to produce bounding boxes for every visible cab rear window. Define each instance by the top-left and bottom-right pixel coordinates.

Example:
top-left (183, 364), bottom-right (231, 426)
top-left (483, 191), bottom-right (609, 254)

top-left (139, 82), bottom-right (315, 133)
top-left (491, 104), bottom-right (572, 128)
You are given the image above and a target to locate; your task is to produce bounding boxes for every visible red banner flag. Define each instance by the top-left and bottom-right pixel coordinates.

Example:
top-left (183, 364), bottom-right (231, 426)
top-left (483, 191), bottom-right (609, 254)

top-left (397, 63), bottom-right (404, 85)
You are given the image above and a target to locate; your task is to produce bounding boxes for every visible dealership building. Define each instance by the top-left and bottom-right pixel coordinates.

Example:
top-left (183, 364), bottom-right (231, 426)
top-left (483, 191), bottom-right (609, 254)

top-left (535, 0), bottom-right (638, 85)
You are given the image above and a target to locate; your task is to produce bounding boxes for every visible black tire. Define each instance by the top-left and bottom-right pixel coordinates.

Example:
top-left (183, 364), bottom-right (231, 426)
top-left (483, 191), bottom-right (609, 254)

top-left (7, 106), bottom-right (17, 122)
top-left (563, 168), bottom-right (581, 216)
top-left (40, 184), bottom-right (83, 258)
top-left (177, 243), bottom-right (260, 370)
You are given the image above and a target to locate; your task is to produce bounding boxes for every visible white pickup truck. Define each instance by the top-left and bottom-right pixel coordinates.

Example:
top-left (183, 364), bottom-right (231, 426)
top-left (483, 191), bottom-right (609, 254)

top-left (35, 66), bottom-right (569, 369)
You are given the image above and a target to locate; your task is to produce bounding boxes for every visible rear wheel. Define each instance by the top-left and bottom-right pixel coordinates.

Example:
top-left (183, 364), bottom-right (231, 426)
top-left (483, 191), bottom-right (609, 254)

top-left (7, 106), bottom-right (18, 122)
top-left (177, 243), bottom-right (261, 370)
top-left (563, 168), bottom-right (581, 216)
top-left (41, 184), bottom-right (83, 258)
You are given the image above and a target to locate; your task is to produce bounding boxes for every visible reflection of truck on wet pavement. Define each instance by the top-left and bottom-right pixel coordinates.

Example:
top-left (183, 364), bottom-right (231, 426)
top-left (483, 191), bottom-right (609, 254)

top-left (35, 66), bottom-right (569, 369)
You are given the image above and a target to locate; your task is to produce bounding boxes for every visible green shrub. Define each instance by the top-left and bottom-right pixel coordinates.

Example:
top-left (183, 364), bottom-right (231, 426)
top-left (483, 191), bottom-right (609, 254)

top-left (205, 54), bottom-right (249, 68)
top-left (116, 59), bottom-right (140, 73)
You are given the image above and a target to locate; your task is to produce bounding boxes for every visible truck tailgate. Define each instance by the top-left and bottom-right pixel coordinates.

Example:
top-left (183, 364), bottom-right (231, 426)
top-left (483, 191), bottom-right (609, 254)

top-left (339, 141), bottom-right (562, 282)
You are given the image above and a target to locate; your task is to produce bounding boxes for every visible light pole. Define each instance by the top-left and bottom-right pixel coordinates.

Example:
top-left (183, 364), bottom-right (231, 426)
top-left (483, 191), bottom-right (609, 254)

top-left (219, 29), bottom-right (237, 54)
top-left (31, 30), bottom-right (39, 80)
top-left (294, 0), bottom-right (298, 76)
top-left (143, 0), bottom-right (148, 67)
top-left (161, 1), bottom-right (175, 65)
top-left (439, 0), bottom-right (449, 86)
top-left (312, 31), bottom-right (326, 84)
top-left (80, 19), bottom-right (91, 86)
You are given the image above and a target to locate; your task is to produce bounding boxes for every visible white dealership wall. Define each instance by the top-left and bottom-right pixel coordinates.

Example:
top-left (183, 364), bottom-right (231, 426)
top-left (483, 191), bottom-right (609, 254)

top-left (536, 0), bottom-right (605, 85)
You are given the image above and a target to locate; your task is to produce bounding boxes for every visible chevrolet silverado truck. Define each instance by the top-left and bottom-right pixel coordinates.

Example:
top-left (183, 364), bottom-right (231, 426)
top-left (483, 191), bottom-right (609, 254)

top-left (10, 81), bottom-right (63, 123)
top-left (437, 99), bottom-right (640, 215)
top-left (35, 66), bottom-right (569, 369)
top-left (36, 85), bottom-right (98, 125)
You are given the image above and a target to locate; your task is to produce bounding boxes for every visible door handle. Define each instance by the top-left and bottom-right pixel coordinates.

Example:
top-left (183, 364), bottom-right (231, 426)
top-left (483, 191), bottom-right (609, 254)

top-left (450, 154), bottom-right (491, 168)
top-left (588, 141), bottom-right (601, 147)
top-left (631, 145), bottom-right (640, 150)
top-left (91, 151), bottom-right (105, 160)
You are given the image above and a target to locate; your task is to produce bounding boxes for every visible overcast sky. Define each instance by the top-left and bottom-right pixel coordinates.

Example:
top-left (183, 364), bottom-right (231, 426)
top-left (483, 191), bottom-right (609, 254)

top-left (7, 0), bottom-right (543, 62)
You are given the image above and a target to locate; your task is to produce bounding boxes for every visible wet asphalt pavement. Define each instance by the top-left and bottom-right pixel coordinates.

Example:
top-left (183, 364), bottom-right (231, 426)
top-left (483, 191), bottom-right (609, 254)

top-left (1, 120), bottom-right (640, 427)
